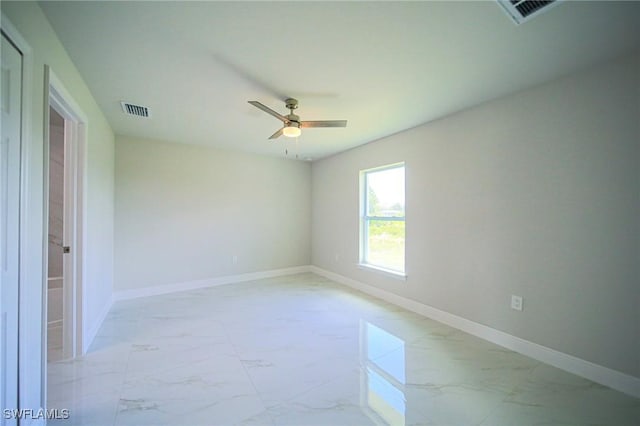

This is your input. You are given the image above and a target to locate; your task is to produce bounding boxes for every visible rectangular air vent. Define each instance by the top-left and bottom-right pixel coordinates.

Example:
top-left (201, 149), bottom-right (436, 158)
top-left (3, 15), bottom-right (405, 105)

top-left (497, 0), bottom-right (562, 25)
top-left (120, 101), bottom-right (151, 118)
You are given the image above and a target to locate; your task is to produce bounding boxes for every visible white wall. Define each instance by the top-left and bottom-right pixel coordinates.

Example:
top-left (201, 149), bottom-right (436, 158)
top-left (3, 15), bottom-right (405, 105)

top-left (2, 1), bottom-right (115, 413)
top-left (312, 52), bottom-right (640, 379)
top-left (115, 137), bottom-right (311, 291)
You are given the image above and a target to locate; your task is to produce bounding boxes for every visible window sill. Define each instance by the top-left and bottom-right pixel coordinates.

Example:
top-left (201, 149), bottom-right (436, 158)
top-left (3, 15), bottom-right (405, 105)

top-left (358, 263), bottom-right (407, 281)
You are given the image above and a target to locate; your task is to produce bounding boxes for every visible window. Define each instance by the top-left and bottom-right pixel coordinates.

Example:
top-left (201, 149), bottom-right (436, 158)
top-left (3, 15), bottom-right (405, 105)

top-left (360, 163), bottom-right (405, 275)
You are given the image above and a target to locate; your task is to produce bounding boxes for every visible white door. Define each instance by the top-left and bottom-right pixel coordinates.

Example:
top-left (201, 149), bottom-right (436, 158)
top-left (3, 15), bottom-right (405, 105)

top-left (0, 32), bottom-right (23, 426)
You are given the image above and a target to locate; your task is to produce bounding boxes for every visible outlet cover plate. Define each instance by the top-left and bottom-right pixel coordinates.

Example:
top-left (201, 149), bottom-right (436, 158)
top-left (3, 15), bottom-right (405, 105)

top-left (511, 295), bottom-right (523, 311)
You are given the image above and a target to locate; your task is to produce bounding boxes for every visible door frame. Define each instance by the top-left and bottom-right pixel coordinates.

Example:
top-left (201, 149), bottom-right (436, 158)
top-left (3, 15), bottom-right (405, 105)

top-left (1, 28), bottom-right (25, 426)
top-left (44, 66), bottom-right (88, 362)
top-left (1, 11), bottom-right (40, 419)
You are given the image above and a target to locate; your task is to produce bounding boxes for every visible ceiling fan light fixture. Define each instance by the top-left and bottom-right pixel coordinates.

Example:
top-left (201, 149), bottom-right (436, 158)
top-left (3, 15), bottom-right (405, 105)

top-left (283, 123), bottom-right (301, 138)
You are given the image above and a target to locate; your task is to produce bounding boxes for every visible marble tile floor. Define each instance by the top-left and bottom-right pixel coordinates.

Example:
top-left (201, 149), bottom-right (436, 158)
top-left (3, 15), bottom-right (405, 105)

top-left (47, 273), bottom-right (639, 425)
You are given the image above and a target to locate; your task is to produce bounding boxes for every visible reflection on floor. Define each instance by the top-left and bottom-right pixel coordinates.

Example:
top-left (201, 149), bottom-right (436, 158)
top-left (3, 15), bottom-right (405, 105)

top-left (47, 273), bottom-right (639, 425)
top-left (361, 321), bottom-right (406, 425)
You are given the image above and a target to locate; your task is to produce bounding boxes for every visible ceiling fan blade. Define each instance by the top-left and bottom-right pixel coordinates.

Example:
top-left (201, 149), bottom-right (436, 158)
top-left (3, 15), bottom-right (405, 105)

top-left (301, 120), bottom-right (347, 128)
top-left (268, 128), bottom-right (284, 140)
top-left (248, 101), bottom-right (287, 123)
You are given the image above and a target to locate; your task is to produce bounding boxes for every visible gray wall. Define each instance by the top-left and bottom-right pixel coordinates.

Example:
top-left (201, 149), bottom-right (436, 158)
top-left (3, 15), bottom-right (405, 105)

top-left (115, 137), bottom-right (311, 291)
top-left (312, 52), bottom-right (640, 378)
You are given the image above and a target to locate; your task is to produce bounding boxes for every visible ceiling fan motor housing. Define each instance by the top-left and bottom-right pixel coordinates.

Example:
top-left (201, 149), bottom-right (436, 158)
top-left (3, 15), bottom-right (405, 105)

top-left (285, 98), bottom-right (299, 110)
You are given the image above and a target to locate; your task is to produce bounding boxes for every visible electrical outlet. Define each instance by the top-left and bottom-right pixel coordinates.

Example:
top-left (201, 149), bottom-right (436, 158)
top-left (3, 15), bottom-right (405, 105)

top-left (335, 253), bottom-right (340, 262)
top-left (511, 295), bottom-right (523, 311)
top-left (232, 255), bottom-right (238, 265)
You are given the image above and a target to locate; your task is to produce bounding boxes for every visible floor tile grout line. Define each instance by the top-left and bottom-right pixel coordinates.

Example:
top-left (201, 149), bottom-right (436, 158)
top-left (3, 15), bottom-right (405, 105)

top-left (111, 335), bottom-right (136, 426)
top-left (220, 316), bottom-right (276, 425)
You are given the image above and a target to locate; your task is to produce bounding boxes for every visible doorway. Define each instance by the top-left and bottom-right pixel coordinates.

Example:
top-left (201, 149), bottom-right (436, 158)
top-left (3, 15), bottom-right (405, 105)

top-left (47, 106), bottom-right (65, 362)
top-left (45, 69), bottom-right (87, 366)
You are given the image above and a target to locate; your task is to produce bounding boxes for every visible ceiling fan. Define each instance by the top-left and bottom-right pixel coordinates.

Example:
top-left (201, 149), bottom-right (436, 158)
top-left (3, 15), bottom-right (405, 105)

top-left (248, 98), bottom-right (347, 139)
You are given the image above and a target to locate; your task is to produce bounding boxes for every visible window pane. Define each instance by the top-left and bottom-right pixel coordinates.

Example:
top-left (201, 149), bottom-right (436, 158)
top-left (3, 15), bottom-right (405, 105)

top-left (367, 167), bottom-right (405, 217)
top-left (366, 220), bottom-right (405, 272)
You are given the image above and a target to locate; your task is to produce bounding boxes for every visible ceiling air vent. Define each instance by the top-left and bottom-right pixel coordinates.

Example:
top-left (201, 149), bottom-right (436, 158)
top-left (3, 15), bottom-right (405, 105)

top-left (497, 0), bottom-right (562, 25)
top-left (120, 101), bottom-right (151, 118)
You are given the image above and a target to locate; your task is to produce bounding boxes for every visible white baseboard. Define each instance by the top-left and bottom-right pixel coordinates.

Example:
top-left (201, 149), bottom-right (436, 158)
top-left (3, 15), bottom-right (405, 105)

top-left (83, 295), bottom-right (113, 354)
top-left (113, 265), bottom-right (312, 302)
top-left (309, 266), bottom-right (640, 398)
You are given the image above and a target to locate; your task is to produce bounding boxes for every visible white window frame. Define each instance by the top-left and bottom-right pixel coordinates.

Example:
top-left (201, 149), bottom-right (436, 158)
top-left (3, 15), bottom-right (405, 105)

top-left (359, 162), bottom-right (406, 279)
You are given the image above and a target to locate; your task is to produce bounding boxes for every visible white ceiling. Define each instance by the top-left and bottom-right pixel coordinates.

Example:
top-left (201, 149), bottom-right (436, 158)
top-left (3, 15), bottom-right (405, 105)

top-left (40, 1), bottom-right (640, 161)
